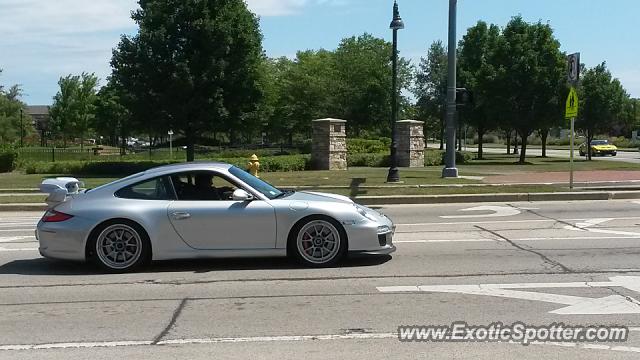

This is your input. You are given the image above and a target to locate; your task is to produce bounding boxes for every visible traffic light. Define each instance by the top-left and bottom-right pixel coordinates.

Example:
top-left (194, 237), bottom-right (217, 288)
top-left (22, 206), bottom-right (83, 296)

top-left (456, 88), bottom-right (474, 107)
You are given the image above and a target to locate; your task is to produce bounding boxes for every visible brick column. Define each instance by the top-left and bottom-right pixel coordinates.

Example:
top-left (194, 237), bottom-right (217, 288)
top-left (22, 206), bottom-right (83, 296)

top-left (396, 120), bottom-right (425, 167)
top-left (311, 118), bottom-right (347, 170)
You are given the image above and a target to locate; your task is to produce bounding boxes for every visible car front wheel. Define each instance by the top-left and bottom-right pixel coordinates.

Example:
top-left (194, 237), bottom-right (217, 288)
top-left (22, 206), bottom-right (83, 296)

top-left (291, 217), bottom-right (347, 267)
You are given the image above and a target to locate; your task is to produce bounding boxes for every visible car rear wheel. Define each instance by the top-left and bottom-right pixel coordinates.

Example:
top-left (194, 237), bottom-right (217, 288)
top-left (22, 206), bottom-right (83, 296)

top-left (91, 221), bottom-right (150, 273)
top-left (291, 217), bottom-right (347, 267)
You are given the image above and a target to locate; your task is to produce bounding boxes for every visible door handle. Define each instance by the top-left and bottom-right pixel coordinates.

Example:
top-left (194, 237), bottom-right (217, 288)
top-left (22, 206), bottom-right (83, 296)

top-left (171, 212), bottom-right (191, 220)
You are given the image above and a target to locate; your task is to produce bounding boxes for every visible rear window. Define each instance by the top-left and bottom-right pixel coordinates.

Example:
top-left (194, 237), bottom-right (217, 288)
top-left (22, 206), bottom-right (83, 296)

top-left (115, 176), bottom-right (175, 200)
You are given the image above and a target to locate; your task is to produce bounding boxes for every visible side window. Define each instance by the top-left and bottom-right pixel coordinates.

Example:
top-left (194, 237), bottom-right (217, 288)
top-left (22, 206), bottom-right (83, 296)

top-left (115, 176), bottom-right (175, 200)
top-left (170, 171), bottom-right (239, 201)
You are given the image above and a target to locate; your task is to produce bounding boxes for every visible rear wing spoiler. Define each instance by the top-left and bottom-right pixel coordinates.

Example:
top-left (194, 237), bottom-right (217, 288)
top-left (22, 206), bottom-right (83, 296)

top-left (39, 177), bottom-right (85, 207)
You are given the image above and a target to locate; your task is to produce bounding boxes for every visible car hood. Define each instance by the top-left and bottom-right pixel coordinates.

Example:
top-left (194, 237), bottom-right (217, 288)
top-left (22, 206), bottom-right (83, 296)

top-left (284, 191), bottom-right (353, 204)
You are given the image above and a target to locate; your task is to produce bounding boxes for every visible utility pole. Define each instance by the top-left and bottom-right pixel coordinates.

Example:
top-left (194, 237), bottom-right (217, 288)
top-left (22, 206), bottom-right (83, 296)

top-left (442, 0), bottom-right (458, 178)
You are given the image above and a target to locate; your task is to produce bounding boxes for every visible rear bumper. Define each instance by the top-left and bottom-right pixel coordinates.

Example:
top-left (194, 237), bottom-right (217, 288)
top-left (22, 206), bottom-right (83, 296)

top-left (36, 218), bottom-right (92, 261)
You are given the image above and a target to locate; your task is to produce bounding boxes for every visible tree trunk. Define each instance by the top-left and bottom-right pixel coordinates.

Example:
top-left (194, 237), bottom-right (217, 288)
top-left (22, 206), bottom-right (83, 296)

top-left (457, 123), bottom-right (462, 152)
top-left (477, 127), bottom-right (485, 160)
top-left (505, 130), bottom-right (511, 155)
top-left (513, 131), bottom-right (518, 155)
top-left (439, 118), bottom-right (444, 150)
top-left (587, 129), bottom-right (593, 161)
top-left (186, 128), bottom-right (195, 162)
top-left (518, 131), bottom-right (528, 164)
top-left (541, 129), bottom-right (549, 158)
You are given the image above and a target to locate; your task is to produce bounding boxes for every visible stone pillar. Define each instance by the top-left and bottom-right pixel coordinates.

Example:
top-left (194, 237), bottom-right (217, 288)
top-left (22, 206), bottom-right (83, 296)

top-left (311, 118), bottom-right (347, 170)
top-left (396, 120), bottom-right (425, 167)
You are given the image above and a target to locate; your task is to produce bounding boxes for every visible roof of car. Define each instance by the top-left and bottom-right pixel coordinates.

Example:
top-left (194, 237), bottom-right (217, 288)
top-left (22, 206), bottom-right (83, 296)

top-left (144, 161), bottom-right (232, 174)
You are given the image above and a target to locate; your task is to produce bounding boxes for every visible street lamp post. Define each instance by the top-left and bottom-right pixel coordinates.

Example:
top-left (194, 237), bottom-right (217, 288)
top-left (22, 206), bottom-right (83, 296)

top-left (442, 0), bottom-right (459, 178)
top-left (168, 130), bottom-right (174, 159)
top-left (19, 108), bottom-right (24, 148)
top-left (386, 0), bottom-right (404, 183)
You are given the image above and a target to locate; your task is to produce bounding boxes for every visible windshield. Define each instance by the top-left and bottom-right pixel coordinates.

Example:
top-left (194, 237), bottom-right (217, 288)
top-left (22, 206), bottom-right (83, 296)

top-left (229, 166), bottom-right (283, 200)
top-left (591, 140), bottom-right (609, 145)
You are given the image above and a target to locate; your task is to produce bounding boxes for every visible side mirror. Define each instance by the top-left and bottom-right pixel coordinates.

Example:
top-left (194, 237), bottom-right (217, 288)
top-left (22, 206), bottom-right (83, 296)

top-left (232, 189), bottom-right (254, 201)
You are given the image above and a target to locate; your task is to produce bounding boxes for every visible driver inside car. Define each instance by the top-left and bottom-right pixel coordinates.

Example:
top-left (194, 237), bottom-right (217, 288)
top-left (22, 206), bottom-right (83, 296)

top-left (194, 173), bottom-right (220, 200)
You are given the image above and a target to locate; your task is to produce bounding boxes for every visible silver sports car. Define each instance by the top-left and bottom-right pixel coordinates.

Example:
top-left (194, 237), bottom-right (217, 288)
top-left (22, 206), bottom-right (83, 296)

top-left (36, 162), bottom-right (395, 272)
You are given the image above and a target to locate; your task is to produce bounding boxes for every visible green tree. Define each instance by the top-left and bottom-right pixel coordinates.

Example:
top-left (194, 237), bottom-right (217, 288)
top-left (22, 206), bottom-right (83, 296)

top-left (0, 69), bottom-right (33, 146)
top-left (578, 62), bottom-right (629, 160)
top-left (414, 40), bottom-right (447, 149)
top-left (334, 33), bottom-right (412, 137)
top-left (497, 17), bottom-right (565, 163)
top-left (49, 73), bottom-right (99, 149)
top-left (111, 0), bottom-right (264, 161)
top-left (271, 50), bottom-right (338, 142)
top-left (94, 79), bottom-right (130, 150)
top-left (458, 21), bottom-right (503, 159)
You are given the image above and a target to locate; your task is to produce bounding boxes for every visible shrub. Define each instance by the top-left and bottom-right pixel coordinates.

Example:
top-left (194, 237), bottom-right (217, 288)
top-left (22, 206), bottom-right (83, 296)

top-left (608, 136), bottom-right (640, 149)
top-left (424, 149), bottom-right (443, 166)
top-left (0, 149), bottom-right (18, 173)
top-left (348, 153), bottom-right (389, 167)
top-left (22, 155), bottom-right (312, 175)
top-left (347, 138), bottom-right (391, 155)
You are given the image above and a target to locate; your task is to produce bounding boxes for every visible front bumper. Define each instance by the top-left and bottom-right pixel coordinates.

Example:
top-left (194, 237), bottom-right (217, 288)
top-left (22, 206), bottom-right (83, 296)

top-left (344, 208), bottom-right (396, 254)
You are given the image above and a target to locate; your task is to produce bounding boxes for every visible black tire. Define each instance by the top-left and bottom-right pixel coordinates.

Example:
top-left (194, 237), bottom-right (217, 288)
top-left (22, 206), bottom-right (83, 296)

top-left (288, 215), bottom-right (347, 267)
top-left (612, 152), bottom-right (617, 157)
top-left (579, 150), bottom-right (585, 157)
top-left (87, 219), bottom-right (151, 273)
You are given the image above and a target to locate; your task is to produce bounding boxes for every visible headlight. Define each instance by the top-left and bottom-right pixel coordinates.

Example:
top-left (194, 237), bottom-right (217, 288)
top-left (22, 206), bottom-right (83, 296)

top-left (377, 225), bottom-right (391, 234)
top-left (355, 204), bottom-right (377, 221)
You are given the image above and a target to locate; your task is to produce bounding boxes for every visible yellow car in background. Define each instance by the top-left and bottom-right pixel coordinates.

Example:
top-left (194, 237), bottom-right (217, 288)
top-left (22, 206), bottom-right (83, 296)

top-left (579, 139), bottom-right (617, 157)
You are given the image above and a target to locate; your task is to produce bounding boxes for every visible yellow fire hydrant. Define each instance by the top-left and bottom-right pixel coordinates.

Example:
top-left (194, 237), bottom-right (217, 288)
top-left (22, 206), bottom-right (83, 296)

top-left (248, 154), bottom-right (260, 178)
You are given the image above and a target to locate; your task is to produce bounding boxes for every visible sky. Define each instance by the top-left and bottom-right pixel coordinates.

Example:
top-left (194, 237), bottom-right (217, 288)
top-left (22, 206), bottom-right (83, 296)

top-left (0, 0), bottom-right (638, 105)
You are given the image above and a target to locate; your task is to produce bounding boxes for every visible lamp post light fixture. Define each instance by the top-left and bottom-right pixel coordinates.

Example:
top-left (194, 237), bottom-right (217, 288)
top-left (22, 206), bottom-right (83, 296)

top-left (386, 0), bottom-right (404, 183)
top-left (442, 0), bottom-right (459, 178)
top-left (168, 130), bottom-right (174, 159)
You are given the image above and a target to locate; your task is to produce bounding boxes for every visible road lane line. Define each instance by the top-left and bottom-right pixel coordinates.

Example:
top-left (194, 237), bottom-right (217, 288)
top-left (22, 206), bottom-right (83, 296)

top-left (0, 247), bottom-right (38, 252)
top-left (0, 228), bottom-right (35, 232)
top-left (0, 236), bottom-right (35, 243)
top-left (0, 340), bottom-right (153, 351)
top-left (396, 216), bottom-right (640, 227)
top-left (3, 334), bottom-right (640, 354)
top-left (394, 236), bottom-right (640, 243)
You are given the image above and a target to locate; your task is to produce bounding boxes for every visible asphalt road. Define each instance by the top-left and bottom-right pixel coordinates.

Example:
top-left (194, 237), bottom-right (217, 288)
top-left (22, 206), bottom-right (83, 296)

top-left (2, 201), bottom-right (640, 359)
top-left (478, 146), bottom-right (640, 164)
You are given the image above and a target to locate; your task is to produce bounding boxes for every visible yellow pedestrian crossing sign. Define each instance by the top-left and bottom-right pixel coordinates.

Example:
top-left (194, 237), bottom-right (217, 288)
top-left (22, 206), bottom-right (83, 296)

top-left (565, 87), bottom-right (578, 119)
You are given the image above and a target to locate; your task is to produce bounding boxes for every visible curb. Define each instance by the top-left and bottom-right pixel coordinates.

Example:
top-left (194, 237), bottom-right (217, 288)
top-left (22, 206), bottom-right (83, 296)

top-left (3, 191), bottom-right (640, 211)
top-left (354, 191), bottom-right (640, 205)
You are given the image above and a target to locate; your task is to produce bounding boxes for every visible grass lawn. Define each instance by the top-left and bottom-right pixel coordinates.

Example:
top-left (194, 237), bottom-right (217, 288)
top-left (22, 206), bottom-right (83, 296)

top-left (0, 195), bottom-right (47, 204)
top-left (0, 152), bottom-right (638, 201)
top-left (457, 153), bottom-right (640, 175)
top-left (0, 173), bottom-right (118, 190)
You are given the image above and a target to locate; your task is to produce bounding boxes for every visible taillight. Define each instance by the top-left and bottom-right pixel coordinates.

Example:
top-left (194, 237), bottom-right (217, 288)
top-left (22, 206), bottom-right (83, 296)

top-left (42, 210), bottom-right (74, 223)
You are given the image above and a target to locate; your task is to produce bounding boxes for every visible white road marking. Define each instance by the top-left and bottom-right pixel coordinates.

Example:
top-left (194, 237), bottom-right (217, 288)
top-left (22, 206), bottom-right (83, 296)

top-left (0, 246), bottom-right (38, 252)
top-left (564, 218), bottom-right (640, 237)
top-left (397, 216), bottom-right (640, 227)
top-left (377, 276), bottom-right (640, 315)
top-left (0, 228), bottom-right (35, 232)
top-left (394, 235), bottom-right (640, 243)
top-left (0, 333), bottom-right (398, 351)
top-left (2, 334), bottom-right (640, 354)
top-left (0, 235), bottom-right (35, 243)
top-left (440, 205), bottom-right (521, 219)
top-left (0, 340), bottom-right (153, 351)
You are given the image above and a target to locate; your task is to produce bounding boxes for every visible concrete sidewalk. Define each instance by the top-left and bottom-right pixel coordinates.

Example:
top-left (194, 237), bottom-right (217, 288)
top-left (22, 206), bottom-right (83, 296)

top-left (3, 190), bottom-right (640, 211)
